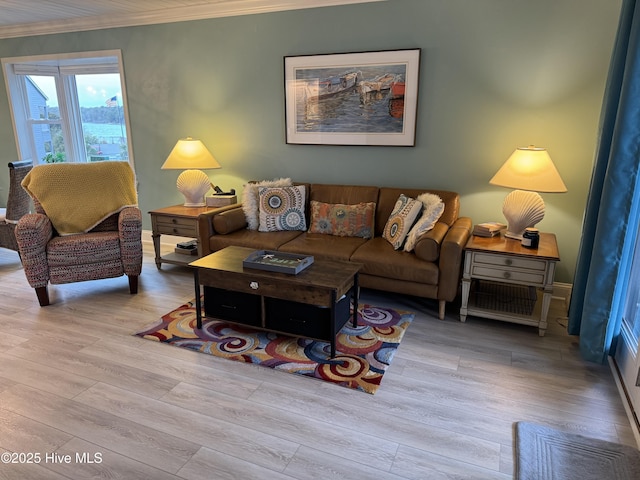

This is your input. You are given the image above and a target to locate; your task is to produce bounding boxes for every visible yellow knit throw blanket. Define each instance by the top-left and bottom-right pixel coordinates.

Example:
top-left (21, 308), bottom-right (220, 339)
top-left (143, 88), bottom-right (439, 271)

top-left (22, 162), bottom-right (138, 235)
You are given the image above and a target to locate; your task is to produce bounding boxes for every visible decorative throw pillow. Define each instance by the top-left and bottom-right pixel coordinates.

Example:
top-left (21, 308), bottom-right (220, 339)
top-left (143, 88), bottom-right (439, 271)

top-left (308, 201), bottom-right (376, 238)
top-left (242, 178), bottom-right (292, 230)
top-left (258, 185), bottom-right (307, 232)
top-left (404, 193), bottom-right (445, 252)
top-left (383, 194), bottom-right (422, 250)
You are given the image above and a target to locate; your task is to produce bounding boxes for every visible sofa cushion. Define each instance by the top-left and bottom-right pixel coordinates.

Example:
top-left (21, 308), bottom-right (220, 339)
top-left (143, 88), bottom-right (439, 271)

top-left (47, 231), bottom-right (122, 266)
top-left (308, 201), bottom-right (375, 238)
top-left (279, 233), bottom-right (368, 261)
top-left (404, 193), bottom-right (445, 252)
top-left (258, 185), bottom-right (307, 232)
top-left (242, 178), bottom-right (292, 230)
top-left (383, 194), bottom-right (422, 250)
top-left (351, 237), bottom-right (439, 284)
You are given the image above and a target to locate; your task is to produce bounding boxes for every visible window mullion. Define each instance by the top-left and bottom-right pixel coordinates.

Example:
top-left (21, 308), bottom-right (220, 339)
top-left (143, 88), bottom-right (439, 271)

top-left (58, 74), bottom-right (85, 163)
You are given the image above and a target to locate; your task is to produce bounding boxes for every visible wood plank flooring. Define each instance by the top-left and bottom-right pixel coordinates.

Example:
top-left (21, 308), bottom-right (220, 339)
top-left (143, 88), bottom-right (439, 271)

top-left (0, 244), bottom-right (634, 479)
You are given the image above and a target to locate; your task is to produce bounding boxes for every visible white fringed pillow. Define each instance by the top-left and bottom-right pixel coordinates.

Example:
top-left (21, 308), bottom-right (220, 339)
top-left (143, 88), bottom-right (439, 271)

top-left (403, 193), bottom-right (445, 252)
top-left (242, 178), bottom-right (292, 230)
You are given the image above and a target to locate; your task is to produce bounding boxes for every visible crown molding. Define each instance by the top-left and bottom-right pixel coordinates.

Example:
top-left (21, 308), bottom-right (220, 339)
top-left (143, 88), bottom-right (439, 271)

top-left (0, 0), bottom-right (385, 40)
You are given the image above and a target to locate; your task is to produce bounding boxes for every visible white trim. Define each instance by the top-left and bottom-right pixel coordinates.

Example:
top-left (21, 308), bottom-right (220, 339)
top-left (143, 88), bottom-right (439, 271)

top-left (0, 0), bottom-right (386, 40)
top-left (552, 282), bottom-right (572, 311)
top-left (609, 356), bottom-right (640, 449)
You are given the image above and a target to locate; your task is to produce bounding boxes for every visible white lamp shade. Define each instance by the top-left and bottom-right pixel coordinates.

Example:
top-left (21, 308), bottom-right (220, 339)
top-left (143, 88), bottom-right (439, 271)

top-left (161, 137), bottom-right (221, 170)
top-left (489, 146), bottom-right (567, 193)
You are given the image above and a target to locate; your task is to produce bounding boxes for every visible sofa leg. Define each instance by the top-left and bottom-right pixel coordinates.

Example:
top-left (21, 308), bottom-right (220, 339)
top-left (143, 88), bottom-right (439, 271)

top-left (128, 275), bottom-right (139, 294)
top-left (35, 286), bottom-right (50, 306)
top-left (438, 300), bottom-right (446, 320)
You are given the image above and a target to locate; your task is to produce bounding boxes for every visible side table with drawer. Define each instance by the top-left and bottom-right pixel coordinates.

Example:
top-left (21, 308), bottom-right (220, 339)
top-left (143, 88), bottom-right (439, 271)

top-left (149, 205), bottom-right (223, 269)
top-left (459, 232), bottom-right (560, 336)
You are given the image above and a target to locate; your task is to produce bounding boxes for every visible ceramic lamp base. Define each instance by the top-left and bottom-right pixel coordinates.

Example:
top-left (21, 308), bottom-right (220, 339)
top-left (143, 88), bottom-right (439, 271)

top-left (176, 169), bottom-right (211, 207)
top-left (502, 189), bottom-right (545, 238)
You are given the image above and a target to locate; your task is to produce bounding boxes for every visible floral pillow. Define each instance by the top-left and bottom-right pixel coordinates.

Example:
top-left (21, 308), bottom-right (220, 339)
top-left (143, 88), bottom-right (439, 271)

top-left (404, 193), bottom-right (445, 252)
top-left (308, 201), bottom-right (376, 238)
top-left (383, 194), bottom-right (422, 250)
top-left (258, 185), bottom-right (307, 232)
top-left (242, 178), bottom-right (292, 230)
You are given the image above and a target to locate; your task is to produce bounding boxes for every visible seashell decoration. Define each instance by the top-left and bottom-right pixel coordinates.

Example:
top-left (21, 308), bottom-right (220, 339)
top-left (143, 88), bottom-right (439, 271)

top-left (176, 169), bottom-right (212, 207)
top-left (502, 189), bottom-right (545, 238)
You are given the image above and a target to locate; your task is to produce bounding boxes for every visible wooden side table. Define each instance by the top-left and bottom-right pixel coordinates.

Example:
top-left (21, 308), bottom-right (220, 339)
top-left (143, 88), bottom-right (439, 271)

top-left (149, 205), bottom-right (222, 269)
top-left (459, 232), bottom-right (560, 336)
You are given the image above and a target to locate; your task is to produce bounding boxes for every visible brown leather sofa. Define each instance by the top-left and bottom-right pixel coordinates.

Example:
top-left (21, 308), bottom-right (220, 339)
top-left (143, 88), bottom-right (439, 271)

top-left (197, 183), bottom-right (472, 319)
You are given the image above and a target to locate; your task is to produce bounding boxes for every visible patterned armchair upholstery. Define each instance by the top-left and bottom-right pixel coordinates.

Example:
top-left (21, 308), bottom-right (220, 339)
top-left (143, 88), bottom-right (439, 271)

top-left (15, 162), bottom-right (142, 306)
top-left (0, 160), bottom-right (33, 254)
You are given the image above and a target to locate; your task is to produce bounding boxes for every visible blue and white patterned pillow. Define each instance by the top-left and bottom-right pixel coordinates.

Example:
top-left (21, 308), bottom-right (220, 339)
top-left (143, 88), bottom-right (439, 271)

top-left (258, 185), bottom-right (307, 232)
top-left (383, 194), bottom-right (422, 250)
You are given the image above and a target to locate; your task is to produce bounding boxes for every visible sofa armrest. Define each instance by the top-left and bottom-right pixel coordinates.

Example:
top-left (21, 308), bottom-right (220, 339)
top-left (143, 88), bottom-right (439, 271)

top-left (118, 207), bottom-right (143, 275)
top-left (197, 204), bottom-right (244, 256)
top-left (15, 213), bottom-right (53, 288)
top-left (437, 216), bottom-right (472, 302)
top-left (414, 222), bottom-right (449, 262)
top-left (213, 206), bottom-right (247, 234)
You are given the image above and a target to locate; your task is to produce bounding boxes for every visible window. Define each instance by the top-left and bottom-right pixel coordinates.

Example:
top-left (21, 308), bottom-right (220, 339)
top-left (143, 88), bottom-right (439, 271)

top-left (2, 50), bottom-right (133, 166)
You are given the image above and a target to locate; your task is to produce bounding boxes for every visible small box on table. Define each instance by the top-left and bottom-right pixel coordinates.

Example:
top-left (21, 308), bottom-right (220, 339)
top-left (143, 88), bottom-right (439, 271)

top-left (206, 195), bottom-right (237, 207)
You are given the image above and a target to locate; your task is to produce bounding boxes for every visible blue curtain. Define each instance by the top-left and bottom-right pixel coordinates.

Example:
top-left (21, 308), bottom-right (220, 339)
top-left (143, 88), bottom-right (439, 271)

top-left (568, 0), bottom-right (640, 363)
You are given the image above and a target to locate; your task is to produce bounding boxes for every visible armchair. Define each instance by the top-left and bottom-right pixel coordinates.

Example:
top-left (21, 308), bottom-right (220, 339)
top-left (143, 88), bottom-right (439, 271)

top-left (0, 160), bottom-right (33, 255)
top-left (15, 161), bottom-right (142, 306)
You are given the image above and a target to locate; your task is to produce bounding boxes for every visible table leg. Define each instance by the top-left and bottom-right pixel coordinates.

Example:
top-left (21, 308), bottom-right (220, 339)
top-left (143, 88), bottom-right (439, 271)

top-left (330, 289), bottom-right (337, 358)
top-left (152, 232), bottom-right (162, 270)
top-left (352, 273), bottom-right (359, 327)
top-left (194, 269), bottom-right (203, 329)
top-left (460, 277), bottom-right (470, 323)
top-left (538, 288), bottom-right (552, 336)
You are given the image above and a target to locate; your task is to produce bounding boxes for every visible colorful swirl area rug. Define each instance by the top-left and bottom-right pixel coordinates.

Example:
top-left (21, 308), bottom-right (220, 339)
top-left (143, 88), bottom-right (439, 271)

top-left (135, 299), bottom-right (414, 395)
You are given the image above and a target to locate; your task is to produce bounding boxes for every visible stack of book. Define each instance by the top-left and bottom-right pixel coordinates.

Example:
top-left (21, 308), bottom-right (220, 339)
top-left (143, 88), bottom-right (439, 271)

top-left (175, 239), bottom-right (198, 255)
top-left (473, 222), bottom-right (507, 237)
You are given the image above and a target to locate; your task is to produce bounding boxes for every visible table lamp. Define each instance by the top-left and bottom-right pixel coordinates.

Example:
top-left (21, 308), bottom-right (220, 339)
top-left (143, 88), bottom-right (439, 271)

top-left (489, 146), bottom-right (567, 239)
top-left (161, 137), bottom-right (221, 207)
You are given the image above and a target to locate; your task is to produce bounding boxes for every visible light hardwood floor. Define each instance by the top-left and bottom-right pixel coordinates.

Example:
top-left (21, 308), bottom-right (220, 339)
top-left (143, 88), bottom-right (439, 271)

top-left (0, 243), bottom-right (634, 479)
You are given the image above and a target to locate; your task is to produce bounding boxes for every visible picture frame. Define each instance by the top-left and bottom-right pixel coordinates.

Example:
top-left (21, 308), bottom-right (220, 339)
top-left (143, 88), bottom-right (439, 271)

top-left (284, 48), bottom-right (421, 146)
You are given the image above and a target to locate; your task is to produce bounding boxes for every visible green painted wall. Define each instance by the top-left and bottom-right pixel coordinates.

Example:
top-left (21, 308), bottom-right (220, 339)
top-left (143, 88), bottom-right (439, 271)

top-left (0, 0), bottom-right (622, 283)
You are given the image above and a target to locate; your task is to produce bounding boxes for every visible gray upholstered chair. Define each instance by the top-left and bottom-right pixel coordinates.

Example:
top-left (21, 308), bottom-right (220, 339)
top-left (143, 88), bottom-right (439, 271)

top-left (0, 161), bottom-right (33, 255)
top-left (15, 161), bottom-right (142, 306)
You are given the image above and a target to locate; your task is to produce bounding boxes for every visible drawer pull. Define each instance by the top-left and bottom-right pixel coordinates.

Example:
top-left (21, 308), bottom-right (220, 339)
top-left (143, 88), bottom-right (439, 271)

top-left (250, 281), bottom-right (259, 290)
top-left (503, 271), bottom-right (511, 279)
top-left (172, 228), bottom-right (178, 234)
top-left (221, 304), bottom-right (237, 310)
top-left (172, 218), bottom-right (178, 224)
top-left (504, 258), bottom-right (513, 266)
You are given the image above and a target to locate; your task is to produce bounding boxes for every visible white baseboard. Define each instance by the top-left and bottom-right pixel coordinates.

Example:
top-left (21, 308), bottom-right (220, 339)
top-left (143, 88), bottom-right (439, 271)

top-left (609, 356), bottom-right (640, 449)
top-left (552, 282), bottom-right (572, 312)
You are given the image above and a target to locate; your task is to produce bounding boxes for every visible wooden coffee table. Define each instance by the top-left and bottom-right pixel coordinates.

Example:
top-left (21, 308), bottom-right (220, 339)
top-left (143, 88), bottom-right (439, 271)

top-left (189, 246), bottom-right (361, 357)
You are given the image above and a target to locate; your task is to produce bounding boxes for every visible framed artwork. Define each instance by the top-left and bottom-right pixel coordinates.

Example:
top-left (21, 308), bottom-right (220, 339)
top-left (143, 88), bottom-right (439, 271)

top-left (284, 48), bottom-right (421, 146)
